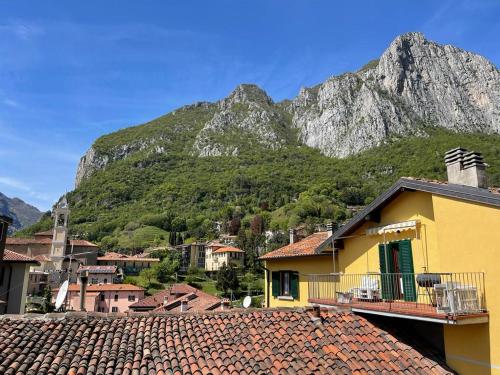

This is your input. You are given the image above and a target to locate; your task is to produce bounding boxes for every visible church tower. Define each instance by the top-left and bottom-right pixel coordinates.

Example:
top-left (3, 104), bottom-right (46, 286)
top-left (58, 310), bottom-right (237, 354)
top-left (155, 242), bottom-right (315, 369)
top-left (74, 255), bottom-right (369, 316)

top-left (50, 196), bottom-right (70, 269)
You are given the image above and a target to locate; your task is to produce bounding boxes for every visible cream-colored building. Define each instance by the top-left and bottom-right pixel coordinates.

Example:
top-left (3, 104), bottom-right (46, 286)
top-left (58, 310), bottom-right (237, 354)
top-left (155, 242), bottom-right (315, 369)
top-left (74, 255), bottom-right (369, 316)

top-left (205, 244), bottom-right (244, 271)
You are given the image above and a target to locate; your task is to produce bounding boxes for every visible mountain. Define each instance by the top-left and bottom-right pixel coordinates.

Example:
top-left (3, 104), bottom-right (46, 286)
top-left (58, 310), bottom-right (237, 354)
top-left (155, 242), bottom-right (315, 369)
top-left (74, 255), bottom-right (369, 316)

top-left (75, 32), bottom-right (499, 185)
top-left (0, 193), bottom-right (43, 233)
top-left (25, 32), bottom-right (500, 249)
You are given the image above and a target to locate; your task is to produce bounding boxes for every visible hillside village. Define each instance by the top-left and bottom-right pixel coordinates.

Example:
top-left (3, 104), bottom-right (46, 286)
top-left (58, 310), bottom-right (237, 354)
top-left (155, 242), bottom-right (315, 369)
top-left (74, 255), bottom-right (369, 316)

top-left (1, 147), bottom-right (499, 374)
top-left (1, 3), bottom-right (500, 372)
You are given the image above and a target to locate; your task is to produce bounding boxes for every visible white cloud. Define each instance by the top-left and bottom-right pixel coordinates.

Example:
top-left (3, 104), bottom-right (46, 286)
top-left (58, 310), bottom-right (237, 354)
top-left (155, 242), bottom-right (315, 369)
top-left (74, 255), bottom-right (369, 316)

top-left (0, 176), bottom-right (52, 202)
top-left (3, 98), bottom-right (20, 108)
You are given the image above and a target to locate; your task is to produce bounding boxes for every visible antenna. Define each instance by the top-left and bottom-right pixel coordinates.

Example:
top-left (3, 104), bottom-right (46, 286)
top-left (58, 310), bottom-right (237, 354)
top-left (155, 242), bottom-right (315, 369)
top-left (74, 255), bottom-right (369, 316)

top-left (242, 295), bottom-right (252, 308)
top-left (55, 280), bottom-right (69, 310)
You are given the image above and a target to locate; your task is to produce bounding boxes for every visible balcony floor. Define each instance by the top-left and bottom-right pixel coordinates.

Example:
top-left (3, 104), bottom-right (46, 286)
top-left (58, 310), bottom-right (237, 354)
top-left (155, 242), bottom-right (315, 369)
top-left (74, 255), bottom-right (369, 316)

top-left (309, 298), bottom-right (489, 325)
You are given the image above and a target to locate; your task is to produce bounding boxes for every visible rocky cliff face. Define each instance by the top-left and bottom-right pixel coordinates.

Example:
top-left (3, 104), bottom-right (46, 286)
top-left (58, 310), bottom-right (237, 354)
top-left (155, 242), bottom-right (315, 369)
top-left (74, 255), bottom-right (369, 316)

top-left (75, 32), bottom-right (500, 186)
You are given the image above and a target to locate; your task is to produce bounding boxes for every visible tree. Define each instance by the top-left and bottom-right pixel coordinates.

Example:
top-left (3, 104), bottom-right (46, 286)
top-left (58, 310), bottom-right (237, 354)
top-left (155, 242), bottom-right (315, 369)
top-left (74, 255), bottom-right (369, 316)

top-left (250, 215), bottom-right (264, 235)
top-left (228, 217), bottom-right (241, 235)
top-left (154, 256), bottom-right (180, 283)
top-left (216, 263), bottom-right (239, 297)
top-left (42, 286), bottom-right (55, 313)
top-left (140, 268), bottom-right (156, 287)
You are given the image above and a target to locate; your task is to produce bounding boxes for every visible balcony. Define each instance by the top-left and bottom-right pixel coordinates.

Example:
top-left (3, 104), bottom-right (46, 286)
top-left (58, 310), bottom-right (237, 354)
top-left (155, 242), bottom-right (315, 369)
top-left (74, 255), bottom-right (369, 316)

top-left (308, 272), bottom-right (488, 325)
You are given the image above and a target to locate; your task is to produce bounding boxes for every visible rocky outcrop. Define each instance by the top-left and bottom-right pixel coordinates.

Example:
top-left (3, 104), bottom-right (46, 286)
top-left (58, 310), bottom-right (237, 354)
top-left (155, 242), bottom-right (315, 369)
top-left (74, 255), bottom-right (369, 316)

top-left (192, 84), bottom-right (290, 156)
top-left (291, 32), bottom-right (499, 156)
top-left (75, 32), bottom-right (500, 185)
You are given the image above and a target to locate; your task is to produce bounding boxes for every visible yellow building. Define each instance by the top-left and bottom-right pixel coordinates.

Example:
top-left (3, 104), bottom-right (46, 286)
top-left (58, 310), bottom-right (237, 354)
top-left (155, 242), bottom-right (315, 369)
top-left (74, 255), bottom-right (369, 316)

top-left (260, 230), bottom-right (334, 308)
top-left (262, 148), bottom-right (500, 374)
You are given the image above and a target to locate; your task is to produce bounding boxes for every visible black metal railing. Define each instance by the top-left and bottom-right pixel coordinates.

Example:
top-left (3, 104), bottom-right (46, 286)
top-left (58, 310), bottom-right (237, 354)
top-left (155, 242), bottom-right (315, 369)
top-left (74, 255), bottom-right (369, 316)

top-left (308, 272), bottom-right (486, 316)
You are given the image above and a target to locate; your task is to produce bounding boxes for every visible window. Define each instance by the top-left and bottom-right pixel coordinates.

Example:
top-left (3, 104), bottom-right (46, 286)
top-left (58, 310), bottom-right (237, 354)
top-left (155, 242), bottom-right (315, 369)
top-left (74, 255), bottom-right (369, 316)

top-left (103, 278), bottom-right (108, 284)
top-left (114, 294), bottom-right (118, 301)
top-left (271, 271), bottom-right (299, 299)
top-left (128, 295), bottom-right (135, 302)
top-left (111, 307), bottom-right (118, 313)
top-left (100, 294), bottom-right (105, 302)
top-left (91, 278), bottom-right (98, 284)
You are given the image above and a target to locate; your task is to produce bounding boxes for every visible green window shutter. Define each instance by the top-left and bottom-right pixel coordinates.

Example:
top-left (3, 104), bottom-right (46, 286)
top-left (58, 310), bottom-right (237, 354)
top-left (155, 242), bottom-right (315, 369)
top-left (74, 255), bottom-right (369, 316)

top-left (290, 272), bottom-right (299, 299)
top-left (398, 240), bottom-right (417, 302)
top-left (379, 244), bottom-right (391, 300)
top-left (271, 272), bottom-right (280, 297)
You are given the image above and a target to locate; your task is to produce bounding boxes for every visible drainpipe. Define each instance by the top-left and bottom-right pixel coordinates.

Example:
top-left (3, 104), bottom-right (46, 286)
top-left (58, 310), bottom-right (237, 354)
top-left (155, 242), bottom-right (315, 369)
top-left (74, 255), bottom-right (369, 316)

top-left (260, 264), bottom-right (270, 308)
top-left (79, 269), bottom-right (88, 311)
top-left (2, 265), bottom-right (13, 313)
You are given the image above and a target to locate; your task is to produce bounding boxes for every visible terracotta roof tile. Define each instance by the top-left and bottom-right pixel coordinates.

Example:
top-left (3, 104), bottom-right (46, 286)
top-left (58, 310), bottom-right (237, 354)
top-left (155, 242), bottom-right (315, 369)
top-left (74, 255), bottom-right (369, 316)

top-left (77, 265), bottom-right (117, 273)
top-left (259, 232), bottom-right (330, 260)
top-left (213, 246), bottom-right (244, 254)
top-left (0, 310), bottom-right (452, 374)
top-left (2, 249), bottom-right (39, 264)
top-left (54, 283), bottom-right (144, 292)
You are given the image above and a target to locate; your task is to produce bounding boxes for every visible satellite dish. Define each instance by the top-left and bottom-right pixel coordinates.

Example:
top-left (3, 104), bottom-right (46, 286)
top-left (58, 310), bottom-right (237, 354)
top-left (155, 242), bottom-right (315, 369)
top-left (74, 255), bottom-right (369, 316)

top-left (55, 280), bottom-right (69, 310)
top-left (242, 295), bottom-right (252, 308)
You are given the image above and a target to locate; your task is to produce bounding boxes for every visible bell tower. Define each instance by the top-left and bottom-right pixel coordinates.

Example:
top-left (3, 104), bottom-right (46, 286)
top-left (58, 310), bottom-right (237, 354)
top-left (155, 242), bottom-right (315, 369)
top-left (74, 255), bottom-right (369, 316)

top-left (50, 196), bottom-right (70, 269)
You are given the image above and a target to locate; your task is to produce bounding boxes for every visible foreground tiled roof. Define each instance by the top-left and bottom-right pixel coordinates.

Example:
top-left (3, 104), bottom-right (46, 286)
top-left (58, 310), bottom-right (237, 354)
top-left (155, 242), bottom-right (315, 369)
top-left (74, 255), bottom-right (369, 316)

top-left (77, 265), bottom-right (118, 274)
top-left (259, 231), bottom-right (330, 260)
top-left (0, 310), bottom-right (451, 374)
top-left (2, 249), bottom-right (39, 264)
top-left (213, 246), bottom-right (244, 254)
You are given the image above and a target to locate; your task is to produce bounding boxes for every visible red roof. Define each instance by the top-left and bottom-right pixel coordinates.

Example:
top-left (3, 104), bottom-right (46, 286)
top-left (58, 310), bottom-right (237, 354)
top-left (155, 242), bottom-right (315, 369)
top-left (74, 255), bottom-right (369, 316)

top-left (129, 284), bottom-right (218, 311)
top-left (259, 231), bottom-right (330, 260)
top-left (56, 283), bottom-right (145, 293)
top-left (6, 237), bottom-right (52, 245)
top-left (153, 290), bottom-right (221, 313)
top-left (0, 310), bottom-right (452, 374)
top-left (77, 265), bottom-right (117, 274)
top-left (97, 251), bottom-right (159, 262)
top-left (5, 237), bottom-right (98, 247)
top-left (2, 250), bottom-right (39, 264)
top-left (213, 246), bottom-right (244, 254)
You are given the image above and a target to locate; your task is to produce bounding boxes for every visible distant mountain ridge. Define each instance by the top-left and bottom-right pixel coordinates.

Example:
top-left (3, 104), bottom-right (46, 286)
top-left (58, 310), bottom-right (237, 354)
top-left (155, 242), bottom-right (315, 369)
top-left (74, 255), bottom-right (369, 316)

top-left (75, 32), bottom-right (499, 186)
top-left (0, 192), bottom-right (43, 233)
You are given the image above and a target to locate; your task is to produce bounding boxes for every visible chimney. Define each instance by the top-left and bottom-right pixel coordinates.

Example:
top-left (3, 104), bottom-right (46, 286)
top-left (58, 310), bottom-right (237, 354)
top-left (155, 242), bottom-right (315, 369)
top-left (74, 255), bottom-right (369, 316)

top-left (79, 269), bottom-right (88, 311)
top-left (326, 222), bottom-right (336, 237)
top-left (221, 298), bottom-right (231, 310)
top-left (289, 229), bottom-right (296, 244)
top-left (445, 148), bottom-right (488, 188)
top-left (180, 298), bottom-right (188, 312)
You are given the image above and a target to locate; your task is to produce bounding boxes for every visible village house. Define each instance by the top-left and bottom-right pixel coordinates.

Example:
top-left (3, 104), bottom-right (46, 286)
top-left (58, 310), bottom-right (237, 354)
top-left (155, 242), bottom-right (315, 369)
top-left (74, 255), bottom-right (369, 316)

top-left (176, 242), bottom-right (206, 272)
top-left (27, 270), bottom-right (49, 296)
top-left (54, 283), bottom-right (145, 313)
top-left (0, 215), bottom-right (40, 314)
top-left (261, 148), bottom-right (500, 374)
top-left (76, 265), bottom-right (120, 285)
top-left (205, 243), bottom-right (244, 271)
top-left (96, 252), bottom-right (159, 275)
top-left (129, 283), bottom-right (223, 313)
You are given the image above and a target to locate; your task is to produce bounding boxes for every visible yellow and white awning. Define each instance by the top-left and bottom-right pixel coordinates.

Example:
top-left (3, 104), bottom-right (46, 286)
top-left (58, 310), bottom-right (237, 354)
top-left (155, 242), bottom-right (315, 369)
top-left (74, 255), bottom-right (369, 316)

top-left (366, 220), bottom-right (418, 236)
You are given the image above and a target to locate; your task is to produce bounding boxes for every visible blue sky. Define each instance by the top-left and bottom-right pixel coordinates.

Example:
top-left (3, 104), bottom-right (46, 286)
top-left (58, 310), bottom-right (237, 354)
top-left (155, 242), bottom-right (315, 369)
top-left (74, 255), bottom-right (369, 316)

top-left (0, 1), bottom-right (499, 211)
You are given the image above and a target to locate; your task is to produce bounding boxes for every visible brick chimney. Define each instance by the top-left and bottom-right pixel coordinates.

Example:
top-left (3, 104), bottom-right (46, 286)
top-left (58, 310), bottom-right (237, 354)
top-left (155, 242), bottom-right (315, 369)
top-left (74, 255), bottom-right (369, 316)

top-left (445, 148), bottom-right (488, 188)
top-left (221, 298), bottom-right (231, 310)
top-left (79, 269), bottom-right (89, 311)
